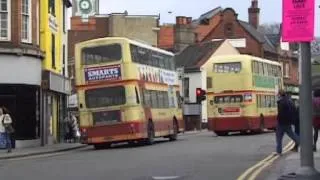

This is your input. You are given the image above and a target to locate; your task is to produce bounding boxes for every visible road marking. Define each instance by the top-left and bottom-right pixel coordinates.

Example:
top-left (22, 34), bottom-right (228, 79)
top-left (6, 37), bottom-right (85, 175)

top-left (152, 176), bottom-right (181, 180)
top-left (236, 140), bottom-right (294, 180)
top-left (247, 142), bottom-right (295, 180)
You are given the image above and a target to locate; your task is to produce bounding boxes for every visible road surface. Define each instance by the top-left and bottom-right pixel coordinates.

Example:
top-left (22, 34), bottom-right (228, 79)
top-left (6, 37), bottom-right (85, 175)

top-left (0, 131), bottom-right (288, 180)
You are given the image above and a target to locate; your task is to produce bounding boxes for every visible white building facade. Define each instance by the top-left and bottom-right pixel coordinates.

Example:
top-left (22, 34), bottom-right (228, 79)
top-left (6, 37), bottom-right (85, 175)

top-left (176, 40), bottom-right (240, 130)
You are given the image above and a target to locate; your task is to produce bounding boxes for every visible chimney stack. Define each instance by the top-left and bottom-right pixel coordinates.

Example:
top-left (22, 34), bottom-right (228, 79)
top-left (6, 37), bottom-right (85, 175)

top-left (248, 0), bottom-right (260, 29)
top-left (186, 17), bottom-right (192, 24)
top-left (174, 16), bottom-right (196, 53)
top-left (176, 16), bottom-right (188, 25)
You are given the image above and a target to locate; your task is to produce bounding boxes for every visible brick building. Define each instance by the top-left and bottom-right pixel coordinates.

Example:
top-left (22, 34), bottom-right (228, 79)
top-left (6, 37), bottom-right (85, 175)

top-left (158, 7), bottom-right (223, 52)
top-left (199, 1), bottom-right (299, 98)
top-left (158, 24), bottom-right (174, 51)
top-left (158, 0), bottom-right (299, 98)
top-left (0, 0), bottom-right (44, 147)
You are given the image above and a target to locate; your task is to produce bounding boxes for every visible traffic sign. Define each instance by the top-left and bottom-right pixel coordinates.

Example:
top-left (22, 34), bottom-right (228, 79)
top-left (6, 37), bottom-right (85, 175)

top-left (282, 0), bottom-right (315, 42)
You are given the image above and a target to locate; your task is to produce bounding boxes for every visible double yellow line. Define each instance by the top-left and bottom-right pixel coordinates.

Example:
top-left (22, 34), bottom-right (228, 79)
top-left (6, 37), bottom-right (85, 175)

top-left (237, 140), bottom-right (295, 180)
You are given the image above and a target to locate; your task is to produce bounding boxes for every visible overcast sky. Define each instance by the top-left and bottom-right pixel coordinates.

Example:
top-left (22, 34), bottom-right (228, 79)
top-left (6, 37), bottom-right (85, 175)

top-left (68, 0), bottom-right (320, 36)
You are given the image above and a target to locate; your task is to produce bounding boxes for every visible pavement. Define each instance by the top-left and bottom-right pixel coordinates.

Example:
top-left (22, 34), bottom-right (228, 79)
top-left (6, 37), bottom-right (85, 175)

top-left (0, 143), bottom-right (86, 160)
top-left (0, 130), bottom-right (287, 180)
top-left (260, 140), bottom-right (320, 180)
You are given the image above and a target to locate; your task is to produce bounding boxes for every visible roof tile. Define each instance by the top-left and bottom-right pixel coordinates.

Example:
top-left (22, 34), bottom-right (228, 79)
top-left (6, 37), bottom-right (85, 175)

top-left (175, 40), bottom-right (224, 68)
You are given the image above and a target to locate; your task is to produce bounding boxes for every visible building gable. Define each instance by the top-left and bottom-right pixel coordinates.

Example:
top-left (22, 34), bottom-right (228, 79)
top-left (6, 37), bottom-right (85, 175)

top-left (201, 40), bottom-right (240, 69)
top-left (200, 7), bottom-right (279, 58)
top-left (193, 7), bottom-right (223, 42)
top-left (175, 40), bottom-right (239, 70)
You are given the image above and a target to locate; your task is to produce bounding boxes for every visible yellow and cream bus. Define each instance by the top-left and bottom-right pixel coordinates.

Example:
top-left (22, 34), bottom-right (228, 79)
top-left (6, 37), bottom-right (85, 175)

top-left (207, 55), bottom-right (283, 136)
top-left (75, 37), bottom-right (184, 149)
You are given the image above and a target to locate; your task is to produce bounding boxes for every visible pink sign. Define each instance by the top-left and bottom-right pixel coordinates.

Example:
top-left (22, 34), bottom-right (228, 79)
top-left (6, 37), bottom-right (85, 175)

top-left (282, 0), bottom-right (315, 42)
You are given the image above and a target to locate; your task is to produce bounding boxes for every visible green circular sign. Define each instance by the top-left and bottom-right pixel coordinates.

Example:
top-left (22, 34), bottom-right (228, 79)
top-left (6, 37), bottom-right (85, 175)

top-left (79, 0), bottom-right (92, 14)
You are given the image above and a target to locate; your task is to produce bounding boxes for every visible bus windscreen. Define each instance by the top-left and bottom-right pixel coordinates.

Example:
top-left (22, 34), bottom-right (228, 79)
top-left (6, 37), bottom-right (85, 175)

top-left (85, 86), bottom-right (126, 108)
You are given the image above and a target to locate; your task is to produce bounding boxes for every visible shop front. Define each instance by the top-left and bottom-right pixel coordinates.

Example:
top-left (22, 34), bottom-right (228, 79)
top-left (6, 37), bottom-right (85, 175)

top-left (41, 70), bottom-right (71, 145)
top-left (0, 54), bottom-right (42, 148)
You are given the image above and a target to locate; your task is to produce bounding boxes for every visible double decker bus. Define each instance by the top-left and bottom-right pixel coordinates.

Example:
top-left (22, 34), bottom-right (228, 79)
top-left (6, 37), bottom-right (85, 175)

top-left (75, 37), bottom-right (184, 149)
top-left (207, 55), bottom-right (283, 136)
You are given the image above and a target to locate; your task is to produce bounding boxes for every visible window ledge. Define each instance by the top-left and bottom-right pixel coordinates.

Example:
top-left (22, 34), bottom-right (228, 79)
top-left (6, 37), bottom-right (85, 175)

top-left (0, 38), bottom-right (10, 42)
top-left (0, 46), bottom-right (44, 58)
top-left (21, 40), bottom-right (32, 44)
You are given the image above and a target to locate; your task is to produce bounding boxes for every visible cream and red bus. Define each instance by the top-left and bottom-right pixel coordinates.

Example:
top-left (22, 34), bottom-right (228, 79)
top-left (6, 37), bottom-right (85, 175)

top-left (207, 55), bottom-right (283, 136)
top-left (75, 37), bottom-right (184, 149)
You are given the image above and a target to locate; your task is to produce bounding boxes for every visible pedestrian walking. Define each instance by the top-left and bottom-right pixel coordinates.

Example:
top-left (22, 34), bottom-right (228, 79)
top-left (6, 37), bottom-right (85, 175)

top-left (287, 92), bottom-right (300, 136)
top-left (275, 90), bottom-right (299, 155)
top-left (312, 89), bottom-right (320, 151)
top-left (0, 107), bottom-right (14, 153)
top-left (294, 105), bottom-right (300, 136)
top-left (64, 113), bottom-right (79, 143)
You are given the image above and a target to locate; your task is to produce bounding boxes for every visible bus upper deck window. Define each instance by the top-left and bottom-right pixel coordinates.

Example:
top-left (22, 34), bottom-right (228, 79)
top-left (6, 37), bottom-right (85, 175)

top-left (82, 44), bottom-right (122, 65)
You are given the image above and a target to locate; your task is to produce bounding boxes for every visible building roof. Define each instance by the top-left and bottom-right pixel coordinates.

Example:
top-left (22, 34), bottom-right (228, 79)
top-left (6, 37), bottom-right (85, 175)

top-left (192, 7), bottom-right (223, 25)
top-left (265, 34), bottom-right (281, 46)
top-left (195, 7), bottom-right (279, 54)
top-left (238, 20), bottom-right (277, 53)
top-left (175, 40), bottom-right (224, 69)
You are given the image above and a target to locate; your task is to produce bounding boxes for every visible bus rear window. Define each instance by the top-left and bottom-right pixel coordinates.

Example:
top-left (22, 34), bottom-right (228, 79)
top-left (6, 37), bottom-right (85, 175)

top-left (82, 44), bottom-right (122, 65)
top-left (214, 95), bottom-right (243, 104)
top-left (85, 86), bottom-right (126, 108)
top-left (214, 62), bottom-right (241, 73)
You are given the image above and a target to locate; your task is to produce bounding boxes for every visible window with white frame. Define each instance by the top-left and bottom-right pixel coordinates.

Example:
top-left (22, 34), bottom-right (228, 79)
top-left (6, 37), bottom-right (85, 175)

top-left (0, 0), bottom-right (10, 40)
top-left (21, 0), bottom-right (31, 43)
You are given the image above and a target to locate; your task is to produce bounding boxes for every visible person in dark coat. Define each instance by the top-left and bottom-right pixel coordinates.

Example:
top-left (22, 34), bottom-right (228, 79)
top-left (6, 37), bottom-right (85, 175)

top-left (276, 90), bottom-right (300, 155)
top-left (287, 92), bottom-right (300, 136)
top-left (312, 89), bottom-right (320, 151)
top-left (294, 105), bottom-right (300, 136)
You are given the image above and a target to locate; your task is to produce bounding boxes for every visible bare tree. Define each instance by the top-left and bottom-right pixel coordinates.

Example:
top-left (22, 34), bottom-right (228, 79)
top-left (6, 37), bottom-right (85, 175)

top-left (259, 23), bottom-right (281, 34)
